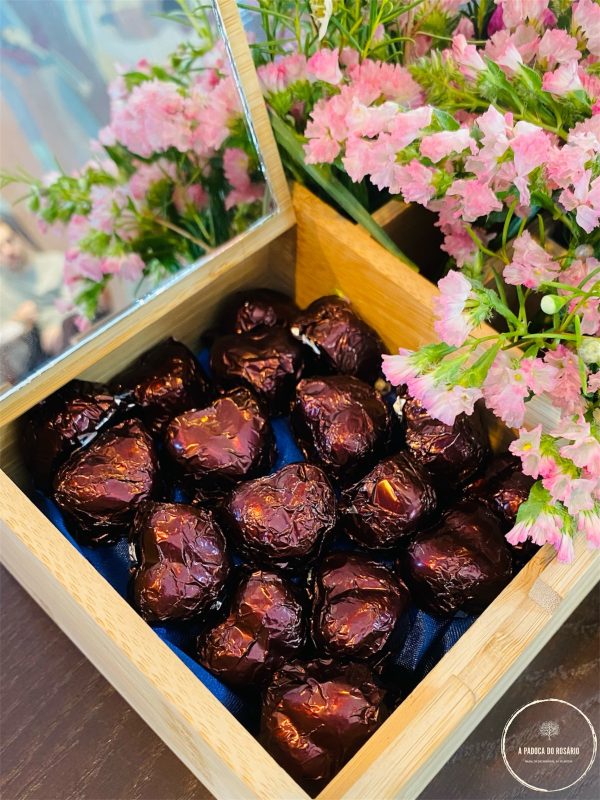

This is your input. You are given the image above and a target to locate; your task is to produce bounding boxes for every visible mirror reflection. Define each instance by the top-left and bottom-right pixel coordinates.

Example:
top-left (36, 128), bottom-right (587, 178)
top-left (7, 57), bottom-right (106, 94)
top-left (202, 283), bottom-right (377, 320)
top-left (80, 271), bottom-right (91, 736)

top-left (0, 0), bottom-right (271, 394)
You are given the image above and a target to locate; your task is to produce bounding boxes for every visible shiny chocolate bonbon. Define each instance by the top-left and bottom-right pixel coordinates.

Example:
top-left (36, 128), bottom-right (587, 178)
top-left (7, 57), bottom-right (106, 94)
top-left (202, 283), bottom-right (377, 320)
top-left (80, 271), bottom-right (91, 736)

top-left (22, 380), bottom-right (121, 488)
top-left (53, 418), bottom-right (158, 545)
top-left (164, 388), bottom-right (274, 485)
top-left (404, 500), bottom-right (513, 616)
top-left (291, 375), bottom-right (391, 482)
top-left (210, 328), bottom-right (304, 413)
top-left (112, 338), bottom-right (209, 434)
top-left (225, 462), bottom-right (336, 570)
top-left (197, 570), bottom-right (306, 686)
top-left (261, 660), bottom-right (386, 795)
top-left (343, 452), bottom-right (436, 549)
top-left (131, 502), bottom-right (229, 622)
top-left (218, 289), bottom-right (299, 334)
top-left (291, 295), bottom-right (385, 383)
top-left (311, 552), bottom-right (409, 662)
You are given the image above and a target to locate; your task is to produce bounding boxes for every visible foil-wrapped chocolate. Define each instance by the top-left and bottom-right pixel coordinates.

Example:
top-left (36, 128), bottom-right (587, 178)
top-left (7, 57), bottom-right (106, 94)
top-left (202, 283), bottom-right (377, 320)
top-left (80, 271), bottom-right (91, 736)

top-left (466, 454), bottom-right (538, 568)
top-left (311, 553), bottom-right (409, 662)
top-left (291, 375), bottom-right (391, 482)
top-left (112, 338), bottom-right (209, 434)
top-left (225, 463), bottom-right (337, 570)
top-left (466, 454), bottom-right (534, 528)
top-left (404, 500), bottom-right (513, 616)
top-left (291, 296), bottom-right (385, 383)
top-left (164, 388), bottom-right (274, 485)
top-left (53, 419), bottom-right (158, 545)
top-left (343, 452), bottom-right (437, 549)
top-left (197, 570), bottom-right (306, 686)
top-left (22, 380), bottom-right (121, 488)
top-left (261, 660), bottom-right (386, 795)
top-left (210, 328), bottom-right (304, 414)
top-left (218, 289), bottom-right (299, 335)
top-left (131, 502), bottom-right (229, 622)
top-left (398, 393), bottom-right (489, 488)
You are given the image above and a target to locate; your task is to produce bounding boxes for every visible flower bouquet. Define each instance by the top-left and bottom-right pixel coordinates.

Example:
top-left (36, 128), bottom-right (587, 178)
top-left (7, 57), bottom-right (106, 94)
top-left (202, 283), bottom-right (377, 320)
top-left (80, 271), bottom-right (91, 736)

top-left (260, 0), bottom-right (600, 559)
top-left (1, 10), bottom-right (266, 327)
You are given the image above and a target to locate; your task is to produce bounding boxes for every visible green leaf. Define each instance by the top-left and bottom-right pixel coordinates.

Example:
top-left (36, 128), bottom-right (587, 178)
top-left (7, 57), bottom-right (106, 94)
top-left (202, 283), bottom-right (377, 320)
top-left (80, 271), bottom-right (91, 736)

top-left (457, 342), bottom-right (501, 387)
top-left (431, 108), bottom-right (460, 132)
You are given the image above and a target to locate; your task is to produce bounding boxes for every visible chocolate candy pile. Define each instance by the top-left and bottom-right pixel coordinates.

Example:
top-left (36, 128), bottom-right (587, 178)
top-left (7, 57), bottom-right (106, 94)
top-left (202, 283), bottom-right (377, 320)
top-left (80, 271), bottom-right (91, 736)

top-left (23, 290), bottom-right (534, 795)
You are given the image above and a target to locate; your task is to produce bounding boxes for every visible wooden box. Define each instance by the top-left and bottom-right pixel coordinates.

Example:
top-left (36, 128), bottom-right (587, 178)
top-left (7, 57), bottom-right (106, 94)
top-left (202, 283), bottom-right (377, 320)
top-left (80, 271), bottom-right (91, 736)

top-left (1, 4), bottom-right (598, 798)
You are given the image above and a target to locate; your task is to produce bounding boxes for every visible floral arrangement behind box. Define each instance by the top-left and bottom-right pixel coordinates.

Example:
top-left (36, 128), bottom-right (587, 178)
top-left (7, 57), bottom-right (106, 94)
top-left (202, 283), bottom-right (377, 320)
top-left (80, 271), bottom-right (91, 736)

top-left (2, 9), bottom-right (266, 327)
top-left (250, 0), bottom-right (600, 559)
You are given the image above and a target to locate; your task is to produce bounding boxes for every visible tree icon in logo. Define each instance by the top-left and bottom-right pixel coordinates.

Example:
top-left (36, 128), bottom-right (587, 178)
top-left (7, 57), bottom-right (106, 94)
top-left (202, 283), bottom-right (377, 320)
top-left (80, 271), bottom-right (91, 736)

top-left (539, 721), bottom-right (560, 740)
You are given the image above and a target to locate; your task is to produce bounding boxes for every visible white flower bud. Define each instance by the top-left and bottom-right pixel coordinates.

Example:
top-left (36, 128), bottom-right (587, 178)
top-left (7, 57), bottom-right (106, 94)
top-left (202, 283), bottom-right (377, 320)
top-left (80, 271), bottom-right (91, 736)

top-left (575, 245), bottom-right (594, 259)
top-left (540, 294), bottom-right (567, 315)
top-left (579, 337), bottom-right (600, 365)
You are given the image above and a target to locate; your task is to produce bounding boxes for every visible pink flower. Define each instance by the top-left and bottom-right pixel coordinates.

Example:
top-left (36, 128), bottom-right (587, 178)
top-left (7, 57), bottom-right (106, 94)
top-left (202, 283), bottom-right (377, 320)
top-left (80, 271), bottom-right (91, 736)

top-left (382, 348), bottom-right (419, 387)
top-left (544, 345), bottom-right (586, 415)
top-left (447, 178), bottom-right (503, 222)
top-left (172, 183), bottom-right (207, 214)
top-left (520, 357), bottom-right (559, 394)
top-left (576, 509), bottom-right (600, 547)
top-left (306, 48), bottom-right (342, 85)
top-left (347, 60), bottom-right (423, 106)
top-left (503, 231), bottom-right (561, 288)
top-left (223, 147), bottom-right (263, 209)
top-left (542, 61), bottom-right (584, 97)
top-left (563, 477), bottom-right (598, 514)
top-left (554, 532), bottom-right (575, 563)
top-left (538, 29), bottom-right (581, 66)
top-left (559, 172), bottom-right (600, 234)
top-left (452, 34), bottom-right (485, 80)
top-left (558, 419), bottom-right (600, 475)
top-left (510, 123), bottom-right (553, 205)
top-left (419, 129), bottom-right (476, 163)
top-left (546, 144), bottom-right (587, 190)
top-left (64, 248), bottom-right (104, 284)
top-left (440, 225), bottom-right (479, 267)
top-left (574, 0), bottom-right (600, 57)
top-left (393, 160), bottom-right (436, 205)
top-left (423, 385), bottom-right (483, 426)
top-left (500, 0), bottom-right (551, 29)
top-left (119, 252), bottom-right (145, 281)
top-left (509, 425), bottom-right (544, 476)
top-left (128, 160), bottom-right (176, 203)
top-left (257, 54), bottom-right (308, 94)
top-left (454, 17), bottom-right (475, 39)
top-left (387, 106), bottom-right (434, 149)
top-left (111, 79), bottom-right (191, 157)
top-left (506, 509), bottom-right (563, 548)
top-left (433, 270), bottom-right (475, 346)
top-left (483, 351), bottom-right (530, 428)
top-left (485, 32), bottom-right (524, 74)
top-left (572, 297), bottom-right (600, 335)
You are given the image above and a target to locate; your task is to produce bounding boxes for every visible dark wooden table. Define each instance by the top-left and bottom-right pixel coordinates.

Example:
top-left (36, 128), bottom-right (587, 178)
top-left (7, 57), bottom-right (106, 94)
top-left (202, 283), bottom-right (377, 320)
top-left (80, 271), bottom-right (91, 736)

top-left (1, 566), bottom-right (598, 800)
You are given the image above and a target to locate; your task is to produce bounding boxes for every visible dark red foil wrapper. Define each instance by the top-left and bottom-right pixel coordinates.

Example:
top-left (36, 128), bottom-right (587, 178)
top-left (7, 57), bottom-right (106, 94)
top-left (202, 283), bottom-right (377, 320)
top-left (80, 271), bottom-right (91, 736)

top-left (225, 462), bottom-right (337, 570)
top-left (112, 338), bottom-right (209, 434)
top-left (261, 660), bottom-right (386, 795)
top-left (131, 502), bottom-right (229, 622)
top-left (197, 570), bottom-right (306, 686)
top-left (292, 375), bottom-right (391, 482)
top-left (291, 296), bottom-right (385, 383)
top-left (218, 289), bottom-right (299, 335)
top-left (399, 394), bottom-right (489, 488)
top-left (53, 419), bottom-right (158, 545)
top-left (465, 454), bottom-right (538, 567)
top-left (22, 380), bottom-right (121, 488)
top-left (210, 328), bottom-right (304, 413)
top-left (311, 553), bottom-right (409, 662)
top-left (404, 500), bottom-right (513, 616)
top-left (164, 388), bottom-right (275, 485)
top-left (343, 452), bottom-right (437, 549)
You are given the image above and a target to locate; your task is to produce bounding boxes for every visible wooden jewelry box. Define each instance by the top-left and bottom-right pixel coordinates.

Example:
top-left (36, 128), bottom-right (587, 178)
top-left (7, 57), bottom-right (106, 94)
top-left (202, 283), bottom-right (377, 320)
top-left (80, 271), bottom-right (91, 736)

top-left (1, 3), bottom-right (598, 798)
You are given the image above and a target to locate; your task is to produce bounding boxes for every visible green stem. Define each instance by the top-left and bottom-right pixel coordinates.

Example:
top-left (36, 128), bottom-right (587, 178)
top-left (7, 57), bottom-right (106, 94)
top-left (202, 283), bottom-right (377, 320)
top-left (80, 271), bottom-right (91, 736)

top-left (270, 114), bottom-right (418, 269)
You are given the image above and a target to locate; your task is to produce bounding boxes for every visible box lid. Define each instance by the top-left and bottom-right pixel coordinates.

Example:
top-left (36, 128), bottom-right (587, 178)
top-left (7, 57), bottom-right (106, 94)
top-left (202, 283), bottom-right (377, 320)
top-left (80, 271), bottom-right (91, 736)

top-left (0, 0), bottom-right (294, 424)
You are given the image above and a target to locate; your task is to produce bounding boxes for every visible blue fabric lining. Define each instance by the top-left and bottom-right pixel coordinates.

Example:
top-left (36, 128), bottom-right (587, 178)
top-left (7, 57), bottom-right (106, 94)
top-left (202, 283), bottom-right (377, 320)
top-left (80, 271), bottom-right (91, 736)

top-left (31, 349), bottom-right (478, 730)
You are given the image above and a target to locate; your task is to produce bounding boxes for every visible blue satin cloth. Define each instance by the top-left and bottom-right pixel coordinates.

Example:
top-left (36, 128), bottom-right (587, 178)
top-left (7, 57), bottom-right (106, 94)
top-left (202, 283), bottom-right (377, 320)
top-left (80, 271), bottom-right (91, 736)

top-left (32, 350), bottom-right (477, 730)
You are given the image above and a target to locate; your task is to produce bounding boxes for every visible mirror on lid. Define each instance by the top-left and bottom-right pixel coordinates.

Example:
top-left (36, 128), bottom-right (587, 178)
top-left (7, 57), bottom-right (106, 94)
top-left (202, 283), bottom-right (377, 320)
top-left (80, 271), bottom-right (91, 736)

top-left (0, 0), bottom-right (291, 407)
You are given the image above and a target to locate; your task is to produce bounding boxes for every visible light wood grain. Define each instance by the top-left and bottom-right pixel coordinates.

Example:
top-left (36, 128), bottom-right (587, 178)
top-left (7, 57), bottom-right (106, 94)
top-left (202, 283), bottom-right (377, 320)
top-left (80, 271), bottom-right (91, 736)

top-left (0, 179), bottom-right (598, 800)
